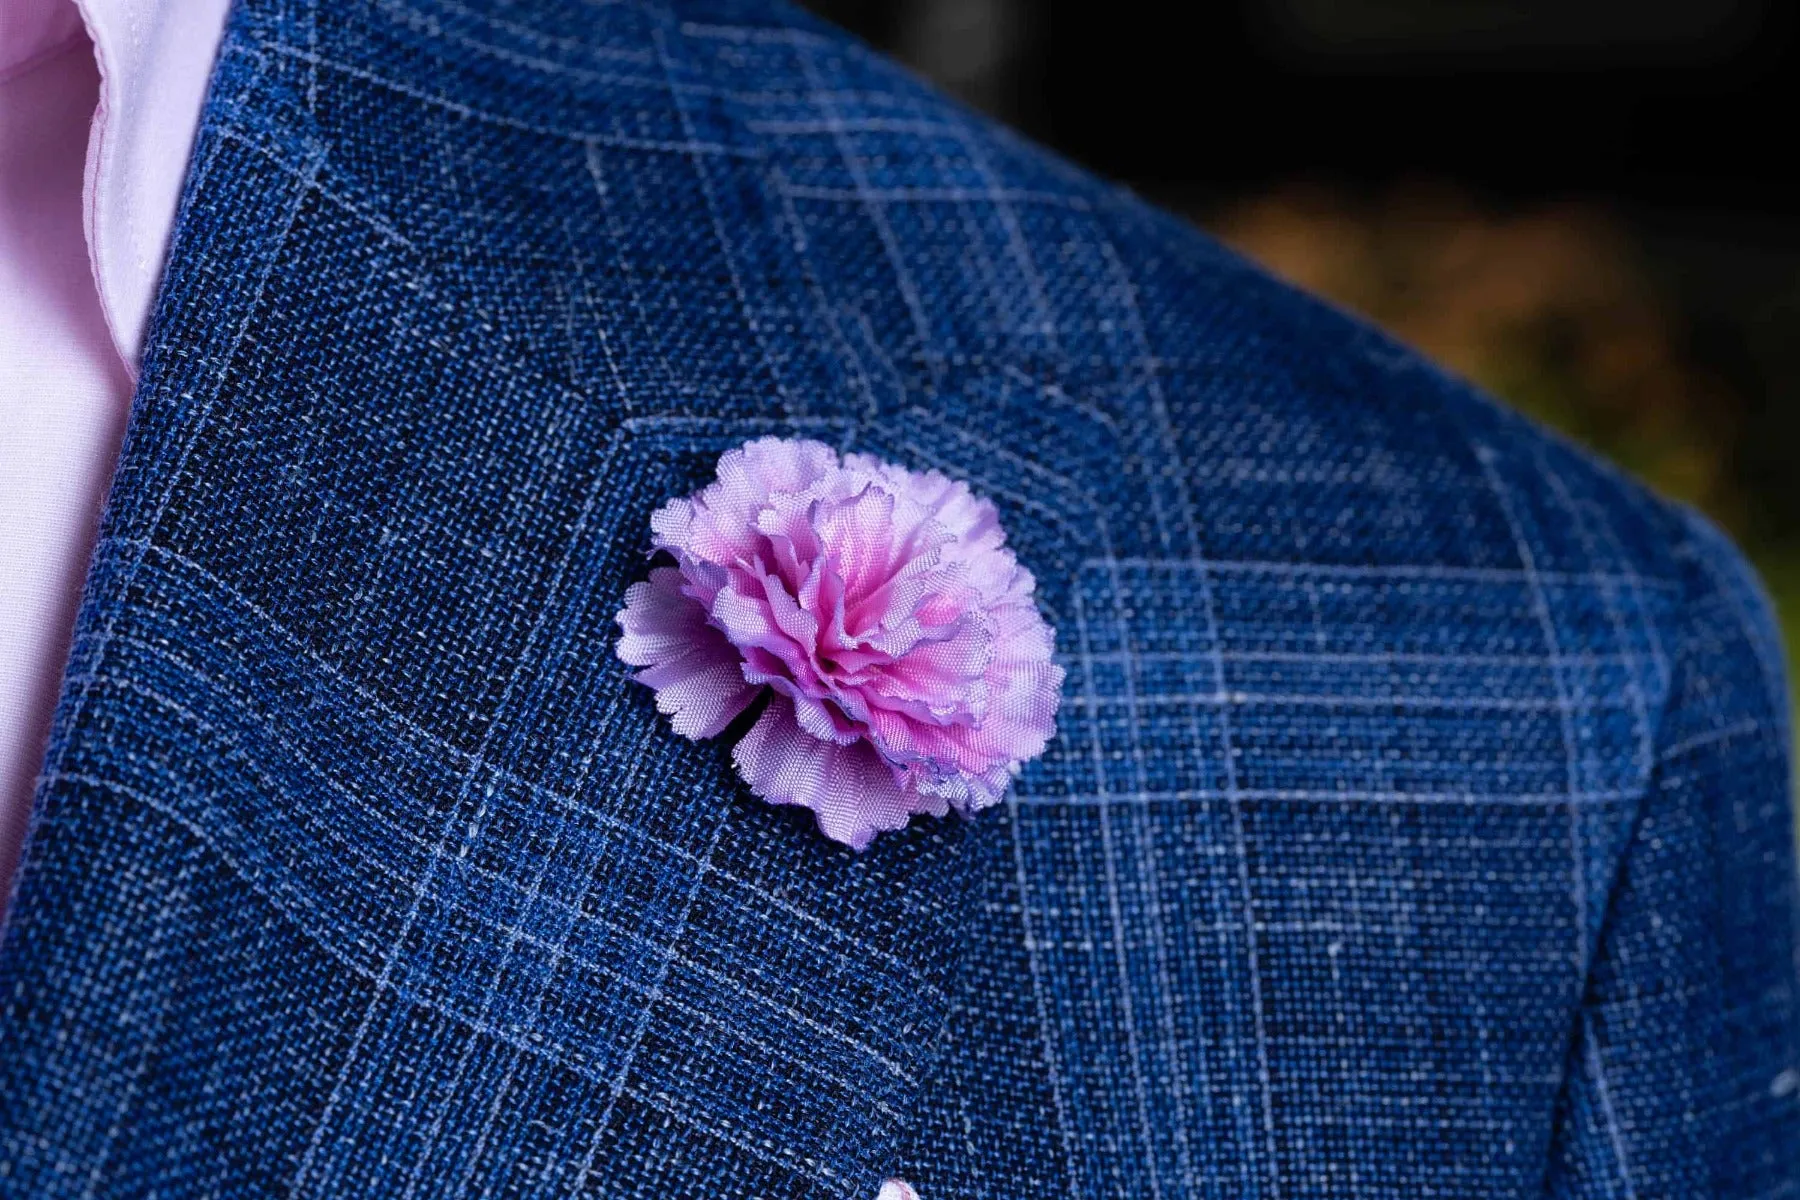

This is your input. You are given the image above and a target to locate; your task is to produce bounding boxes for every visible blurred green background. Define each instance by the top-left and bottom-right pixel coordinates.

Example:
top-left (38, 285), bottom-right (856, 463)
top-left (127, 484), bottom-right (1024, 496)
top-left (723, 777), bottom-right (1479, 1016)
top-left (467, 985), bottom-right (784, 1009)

top-left (807, 0), bottom-right (1800, 722)
top-left (1209, 182), bottom-right (1800, 715)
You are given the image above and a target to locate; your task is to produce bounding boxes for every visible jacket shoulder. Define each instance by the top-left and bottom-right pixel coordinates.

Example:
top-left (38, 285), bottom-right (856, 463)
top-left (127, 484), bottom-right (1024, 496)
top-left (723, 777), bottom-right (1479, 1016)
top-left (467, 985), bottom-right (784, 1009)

top-left (673, 2), bottom-right (1705, 595)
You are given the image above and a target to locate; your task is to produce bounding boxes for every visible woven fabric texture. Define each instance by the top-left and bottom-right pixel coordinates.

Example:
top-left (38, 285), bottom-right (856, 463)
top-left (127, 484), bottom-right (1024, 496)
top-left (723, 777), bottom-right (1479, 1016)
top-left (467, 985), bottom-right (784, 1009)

top-left (1, 0), bottom-right (1796, 1196)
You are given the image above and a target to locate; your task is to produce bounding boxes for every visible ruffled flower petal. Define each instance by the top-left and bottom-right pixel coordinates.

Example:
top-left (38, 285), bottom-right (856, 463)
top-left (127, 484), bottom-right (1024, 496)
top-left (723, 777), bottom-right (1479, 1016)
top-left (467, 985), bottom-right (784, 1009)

top-left (733, 696), bottom-right (931, 850)
top-left (617, 568), bottom-right (762, 739)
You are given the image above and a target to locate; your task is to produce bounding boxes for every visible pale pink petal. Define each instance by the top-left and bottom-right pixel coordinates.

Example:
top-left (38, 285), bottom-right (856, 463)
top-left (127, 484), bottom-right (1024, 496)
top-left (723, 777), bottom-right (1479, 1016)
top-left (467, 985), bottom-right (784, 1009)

top-left (614, 567), bottom-right (709, 667)
top-left (710, 584), bottom-right (809, 679)
top-left (845, 453), bottom-right (1002, 553)
top-left (654, 437), bottom-right (838, 566)
top-left (638, 654), bottom-right (762, 739)
top-left (615, 568), bottom-right (761, 738)
top-left (733, 697), bottom-right (930, 849)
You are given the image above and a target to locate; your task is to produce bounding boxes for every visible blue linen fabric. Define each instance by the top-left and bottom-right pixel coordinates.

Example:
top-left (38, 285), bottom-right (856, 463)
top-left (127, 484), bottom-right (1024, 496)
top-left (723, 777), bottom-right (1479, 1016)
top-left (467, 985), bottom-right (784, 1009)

top-left (1, 0), bottom-right (1796, 1195)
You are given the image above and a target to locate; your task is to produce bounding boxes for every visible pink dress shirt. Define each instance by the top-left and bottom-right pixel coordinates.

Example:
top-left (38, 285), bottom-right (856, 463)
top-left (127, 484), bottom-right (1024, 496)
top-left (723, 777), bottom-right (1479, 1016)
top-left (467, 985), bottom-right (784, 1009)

top-left (0, 0), bottom-right (229, 921)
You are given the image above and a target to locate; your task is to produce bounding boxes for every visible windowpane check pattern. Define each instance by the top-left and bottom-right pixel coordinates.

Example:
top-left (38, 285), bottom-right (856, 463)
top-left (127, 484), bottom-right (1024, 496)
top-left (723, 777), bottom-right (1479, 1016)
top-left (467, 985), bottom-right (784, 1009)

top-left (0, 1), bottom-right (1794, 1197)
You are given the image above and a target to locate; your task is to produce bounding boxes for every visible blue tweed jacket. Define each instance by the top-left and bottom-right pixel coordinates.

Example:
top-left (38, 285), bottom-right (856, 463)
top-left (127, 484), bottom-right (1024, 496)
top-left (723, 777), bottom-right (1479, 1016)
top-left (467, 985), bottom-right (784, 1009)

top-left (1, 1), bottom-right (1796, 1196)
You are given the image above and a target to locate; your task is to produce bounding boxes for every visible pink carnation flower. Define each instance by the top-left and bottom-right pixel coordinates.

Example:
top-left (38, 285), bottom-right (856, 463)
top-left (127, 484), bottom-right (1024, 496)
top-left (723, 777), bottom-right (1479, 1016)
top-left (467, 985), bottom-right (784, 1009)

top-left (616, 437), bottom-right (1064, 849)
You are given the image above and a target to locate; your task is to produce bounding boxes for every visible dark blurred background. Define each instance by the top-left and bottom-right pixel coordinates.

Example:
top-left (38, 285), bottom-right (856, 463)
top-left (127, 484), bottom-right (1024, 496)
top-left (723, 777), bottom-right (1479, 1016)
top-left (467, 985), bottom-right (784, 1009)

top-left (801, 0), bottom-right (1800, 706)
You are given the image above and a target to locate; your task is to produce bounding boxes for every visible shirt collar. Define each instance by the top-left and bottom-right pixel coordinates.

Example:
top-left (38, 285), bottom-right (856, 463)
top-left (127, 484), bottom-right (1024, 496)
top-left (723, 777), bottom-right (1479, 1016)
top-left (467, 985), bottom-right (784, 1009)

top-left (83, 0), bottom-right (234, 367)
top-left (3, 0), bottom-right (232, 368)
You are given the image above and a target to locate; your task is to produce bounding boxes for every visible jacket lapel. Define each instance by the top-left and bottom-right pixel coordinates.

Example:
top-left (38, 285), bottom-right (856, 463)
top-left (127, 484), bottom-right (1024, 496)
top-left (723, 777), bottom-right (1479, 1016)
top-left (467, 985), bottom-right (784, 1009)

top-left (0, 2), bottom-right (974, 1195)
